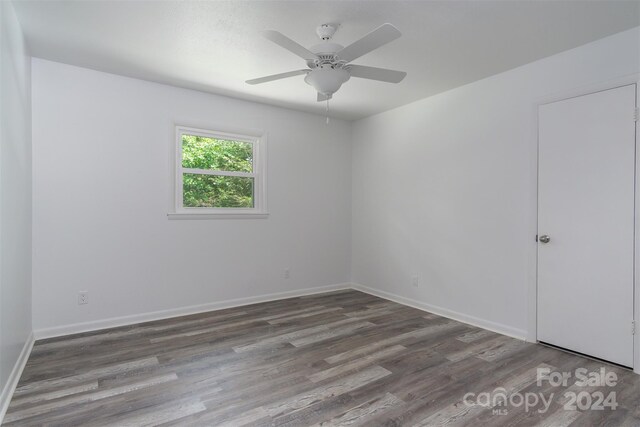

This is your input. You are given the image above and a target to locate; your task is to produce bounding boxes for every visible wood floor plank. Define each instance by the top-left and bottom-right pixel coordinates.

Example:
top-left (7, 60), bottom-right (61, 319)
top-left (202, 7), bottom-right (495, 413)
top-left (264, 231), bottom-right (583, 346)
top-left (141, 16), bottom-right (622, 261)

top-left (8, 381), bottom-right (99, 408)
top-left (475, 338), bottom-right (529, 362)
top-left (289, 321), bottom-right (375, 347)
top-left (324, 320), bottom-right (458, 364)
top-left (445, 335), bottom-right (513, 362)
top-left (456, 329), bottom-right (496, 343)
top-left (90, 400), bottom-right (207, 427)
top-left (308, 345), bottom-right (405, 383)
top-left (232, 317), bottom-right (359, 353)
top-left (310, 392), bottom-right (403, 426)
top-left (267, 307), bottom-right (344, 325)
top-left (259, 305), bottom-right (328, 321)
top-left (213, 406), bottom-right (272, 427)
top-left (4, 373), bottom-right (177, 424)
top-left (264, 365), bottom-right (392, 418)
top-left (528, 408), bottom-right (582, 427)
top-left (12, 357), bottom-right (159, 396)
top-left (149, 317), bottom-right (270, 343)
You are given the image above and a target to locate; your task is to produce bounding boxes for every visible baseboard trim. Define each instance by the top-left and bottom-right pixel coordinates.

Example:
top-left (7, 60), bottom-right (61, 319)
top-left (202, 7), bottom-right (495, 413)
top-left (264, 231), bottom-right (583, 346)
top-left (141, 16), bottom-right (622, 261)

top-left (35, 282), bottom-right (528, 342)
top-left (351, 283), bottom-right (528, 340)
top-left (34, 283), bottom-right (352, 340)
top-left (0, 331), bottom-right (34, 424)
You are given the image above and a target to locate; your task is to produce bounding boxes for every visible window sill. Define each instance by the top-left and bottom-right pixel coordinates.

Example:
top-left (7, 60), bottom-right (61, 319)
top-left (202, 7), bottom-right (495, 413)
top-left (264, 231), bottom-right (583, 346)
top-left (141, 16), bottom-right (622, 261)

top-left (167, 212), bottom-right (269, 220)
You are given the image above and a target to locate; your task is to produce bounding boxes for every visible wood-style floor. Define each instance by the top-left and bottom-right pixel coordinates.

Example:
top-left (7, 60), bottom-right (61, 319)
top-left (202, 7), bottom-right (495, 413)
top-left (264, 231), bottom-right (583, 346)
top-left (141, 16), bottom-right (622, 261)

top-left (4, 290), bottom-right (640, 426)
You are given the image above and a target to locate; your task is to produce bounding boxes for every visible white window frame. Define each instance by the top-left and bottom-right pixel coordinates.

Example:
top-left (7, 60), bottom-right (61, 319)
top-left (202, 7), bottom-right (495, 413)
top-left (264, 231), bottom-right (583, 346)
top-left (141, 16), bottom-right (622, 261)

top-left (169, 126), bottom-right (267, 219)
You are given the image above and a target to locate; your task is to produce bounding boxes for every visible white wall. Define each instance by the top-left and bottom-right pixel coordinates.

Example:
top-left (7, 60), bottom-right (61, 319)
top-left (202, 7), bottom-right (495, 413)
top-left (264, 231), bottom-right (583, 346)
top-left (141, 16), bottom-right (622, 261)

top-left (351, 27), bottom-right (640, 339)
top-left (32, 59), bottom-right (352, 335)
top-left (0, 0), bottom-right (32, 414)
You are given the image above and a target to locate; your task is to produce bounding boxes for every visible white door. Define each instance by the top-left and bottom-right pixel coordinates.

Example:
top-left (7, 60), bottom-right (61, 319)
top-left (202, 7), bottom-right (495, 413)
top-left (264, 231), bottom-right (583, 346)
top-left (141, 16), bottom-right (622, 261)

top-left (537, 84), bottom-right (636, 368)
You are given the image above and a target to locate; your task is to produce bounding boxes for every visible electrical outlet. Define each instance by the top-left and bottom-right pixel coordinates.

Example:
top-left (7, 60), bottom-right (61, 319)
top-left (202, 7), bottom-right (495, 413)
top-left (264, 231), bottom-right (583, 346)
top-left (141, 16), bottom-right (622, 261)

top-left (78, 291), bottom-right (89, 305)
top-left (284, 268), bottom-right (290, 279)
top-left (411, 275), bottom-right (419, 288)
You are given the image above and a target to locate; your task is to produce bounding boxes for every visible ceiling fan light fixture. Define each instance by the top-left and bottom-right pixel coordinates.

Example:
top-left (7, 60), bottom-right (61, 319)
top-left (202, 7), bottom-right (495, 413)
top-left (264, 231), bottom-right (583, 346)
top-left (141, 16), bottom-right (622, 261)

top-left (304, 67), bottom-right (350, 96)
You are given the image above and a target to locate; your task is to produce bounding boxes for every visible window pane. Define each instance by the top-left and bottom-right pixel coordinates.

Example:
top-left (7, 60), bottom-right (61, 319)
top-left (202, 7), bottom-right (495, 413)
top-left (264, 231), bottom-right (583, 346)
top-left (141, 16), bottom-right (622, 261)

top-left (183, 174), bottom-right (254, 208)
top-left (182, 134), bottom-right (253, 172)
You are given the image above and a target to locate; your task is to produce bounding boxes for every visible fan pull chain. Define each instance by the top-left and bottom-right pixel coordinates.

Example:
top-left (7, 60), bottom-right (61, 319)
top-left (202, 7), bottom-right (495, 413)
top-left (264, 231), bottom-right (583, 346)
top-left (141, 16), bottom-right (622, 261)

top-left (326, 98), bottom-right (330, 125)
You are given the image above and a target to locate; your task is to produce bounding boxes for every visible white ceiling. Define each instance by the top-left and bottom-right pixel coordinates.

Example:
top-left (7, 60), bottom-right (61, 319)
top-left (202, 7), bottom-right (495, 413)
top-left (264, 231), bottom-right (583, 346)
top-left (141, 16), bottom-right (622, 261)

top-left (13, 0), bottom-right (640, 120)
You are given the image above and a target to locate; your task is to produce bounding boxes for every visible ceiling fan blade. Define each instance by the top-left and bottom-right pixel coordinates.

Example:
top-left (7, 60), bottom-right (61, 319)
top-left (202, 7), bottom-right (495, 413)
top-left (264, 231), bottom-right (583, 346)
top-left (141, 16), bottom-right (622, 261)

top-left (262, 30), bottom-right (319, 61)
top-left (246, 69), bottom-right (309, 85)
top-left (337, 23), bottom-right (401, 63)
top-left (317, 92), bottom-right (333, 102)
top-left (348, 64), bottom-right (407, 83)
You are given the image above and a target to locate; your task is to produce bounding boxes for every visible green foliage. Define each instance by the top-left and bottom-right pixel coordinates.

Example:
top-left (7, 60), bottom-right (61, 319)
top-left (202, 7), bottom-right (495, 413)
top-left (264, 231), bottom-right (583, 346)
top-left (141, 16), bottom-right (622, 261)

top-left (183, 174), bottom-right (254, 208)
top-left (181, 134), bottom-right (254, 208)
top-left (182, 134), bottom-right (252, 171)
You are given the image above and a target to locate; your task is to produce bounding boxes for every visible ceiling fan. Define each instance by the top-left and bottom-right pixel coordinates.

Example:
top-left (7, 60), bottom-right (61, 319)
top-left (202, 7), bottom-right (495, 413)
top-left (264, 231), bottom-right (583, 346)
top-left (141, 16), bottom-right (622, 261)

top-left (246, 23), bottom-right (407, 101)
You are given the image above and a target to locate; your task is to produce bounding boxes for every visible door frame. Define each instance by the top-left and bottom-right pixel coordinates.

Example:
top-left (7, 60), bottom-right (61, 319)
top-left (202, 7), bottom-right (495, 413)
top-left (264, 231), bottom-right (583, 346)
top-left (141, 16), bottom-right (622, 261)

top-left (529, 74), bottom-right (640, 374)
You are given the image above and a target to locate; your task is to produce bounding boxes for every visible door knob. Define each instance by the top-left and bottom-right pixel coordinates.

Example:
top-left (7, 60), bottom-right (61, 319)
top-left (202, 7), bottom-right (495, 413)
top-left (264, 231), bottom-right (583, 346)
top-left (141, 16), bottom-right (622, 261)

top-left (539, 235), bottom-right (550, 243)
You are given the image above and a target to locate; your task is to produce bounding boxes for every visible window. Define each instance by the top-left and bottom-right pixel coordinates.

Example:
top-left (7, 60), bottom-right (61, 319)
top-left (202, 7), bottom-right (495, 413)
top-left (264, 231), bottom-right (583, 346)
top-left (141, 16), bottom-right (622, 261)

top-left (172, 126), bottom-right (266, 218)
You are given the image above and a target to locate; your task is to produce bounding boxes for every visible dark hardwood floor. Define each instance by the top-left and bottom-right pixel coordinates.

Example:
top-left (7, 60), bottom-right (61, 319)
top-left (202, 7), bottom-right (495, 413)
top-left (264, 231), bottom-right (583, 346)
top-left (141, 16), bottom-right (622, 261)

top-left (4, 290), bottom-right (639, 426)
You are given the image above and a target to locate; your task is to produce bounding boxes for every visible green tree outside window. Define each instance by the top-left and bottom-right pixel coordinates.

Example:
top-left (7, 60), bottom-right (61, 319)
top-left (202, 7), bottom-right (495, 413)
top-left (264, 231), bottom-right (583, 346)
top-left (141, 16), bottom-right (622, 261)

top-left (181, 134), bottom-right (254, 208)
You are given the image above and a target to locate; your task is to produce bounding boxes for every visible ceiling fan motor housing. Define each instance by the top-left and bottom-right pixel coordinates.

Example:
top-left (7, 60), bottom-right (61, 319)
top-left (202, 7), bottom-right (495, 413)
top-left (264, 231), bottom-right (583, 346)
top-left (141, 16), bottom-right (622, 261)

top-left (306, 42), bottom-right (345, 69)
